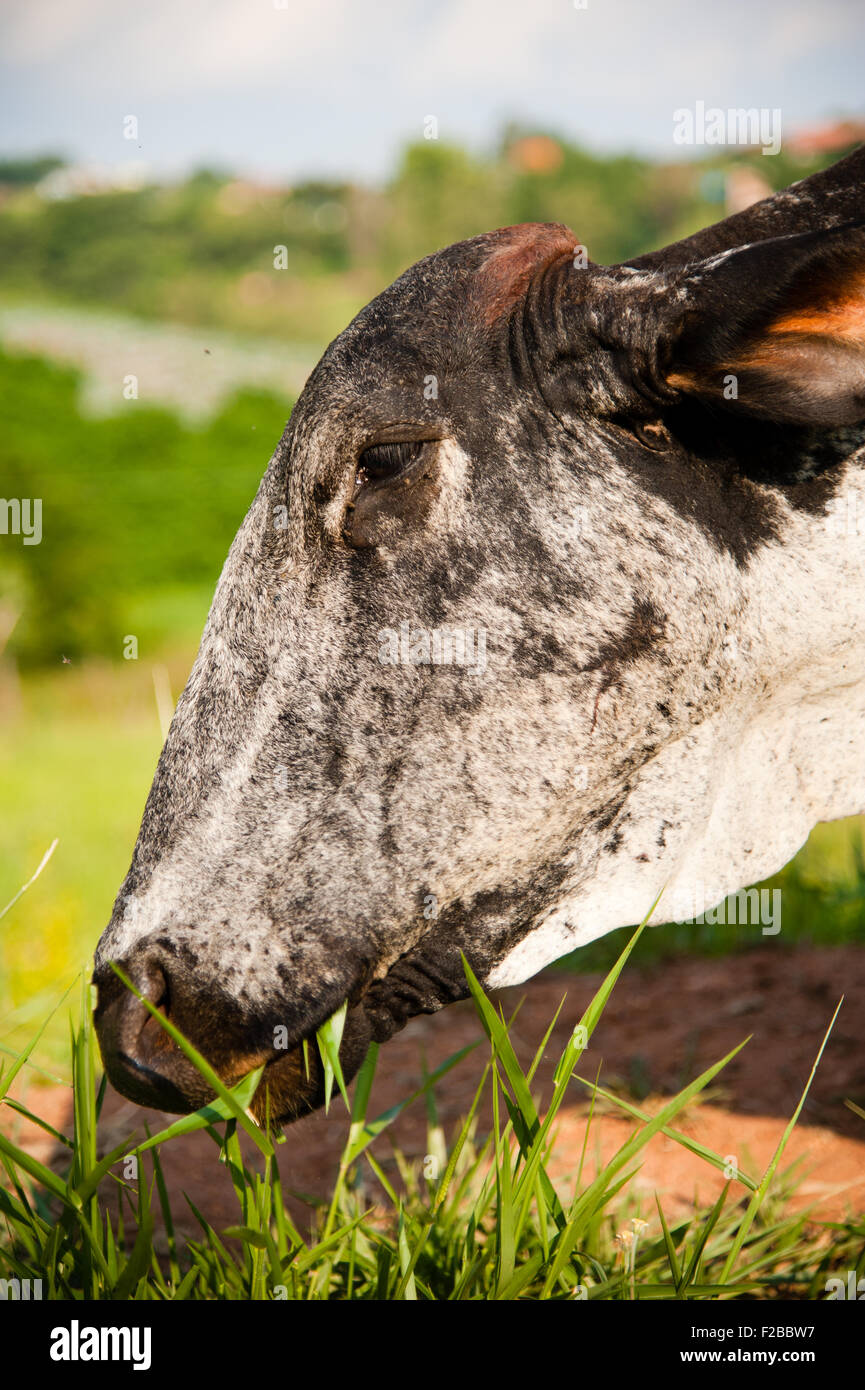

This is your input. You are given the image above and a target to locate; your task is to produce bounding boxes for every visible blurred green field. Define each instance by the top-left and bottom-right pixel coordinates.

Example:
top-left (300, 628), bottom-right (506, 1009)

top-left (0, 662), bottom-right (168, 1059)
top-left (0, 350), bottom-right (291, 666)
top-left (0, 140), bottom-right (839, 340)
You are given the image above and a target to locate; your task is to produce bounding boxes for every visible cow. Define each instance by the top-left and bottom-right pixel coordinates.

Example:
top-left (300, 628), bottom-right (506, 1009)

top-left (94, 147), bottom-right (865, 1126)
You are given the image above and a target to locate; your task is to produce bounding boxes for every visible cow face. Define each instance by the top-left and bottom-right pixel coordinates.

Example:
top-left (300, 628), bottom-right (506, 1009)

top-left (94, 155), bottom-right (865, 1125)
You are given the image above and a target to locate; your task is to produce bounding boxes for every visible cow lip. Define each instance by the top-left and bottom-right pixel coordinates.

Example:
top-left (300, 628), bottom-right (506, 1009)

top-left (259, 997), bottom-right (351, 1078)
top-left (103, 1039), bottom-right (214, 1114)
top-left (256, 959), bottom-right (389, 1078)
top-left (239, 997), bottom-right (357, 1126)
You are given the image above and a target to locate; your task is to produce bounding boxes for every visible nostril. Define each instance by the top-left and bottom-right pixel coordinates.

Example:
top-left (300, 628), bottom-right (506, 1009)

top-left (93, 953), bottom-right (210, 1112)
top-left (138, 962), bottom-right (168, 1009)
top-left (135, 968), bottom-right (173, 1059)
top-left (94, 956), bottom-right (166, 1059)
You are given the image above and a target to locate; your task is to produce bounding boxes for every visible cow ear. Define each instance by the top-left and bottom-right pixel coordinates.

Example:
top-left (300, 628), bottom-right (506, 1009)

top-left (665, 223), bottom-right (865, 427)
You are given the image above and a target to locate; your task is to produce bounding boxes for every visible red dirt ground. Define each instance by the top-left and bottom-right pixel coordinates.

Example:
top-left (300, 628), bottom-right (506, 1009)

top-left (6, 944), bottom-right (865, 1239)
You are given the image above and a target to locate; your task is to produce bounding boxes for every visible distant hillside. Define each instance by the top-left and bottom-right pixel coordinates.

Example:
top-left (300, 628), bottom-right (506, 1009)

top-left (0, 134), bottom-right (846, 344)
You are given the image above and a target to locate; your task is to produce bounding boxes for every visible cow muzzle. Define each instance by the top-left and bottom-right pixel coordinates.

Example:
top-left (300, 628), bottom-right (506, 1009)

top-left (92, 944), bottom-right (376, 1126)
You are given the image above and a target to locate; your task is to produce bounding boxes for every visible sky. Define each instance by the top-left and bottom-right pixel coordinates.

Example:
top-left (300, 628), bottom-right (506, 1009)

top-left (1, 0), bottom-right (864, 183)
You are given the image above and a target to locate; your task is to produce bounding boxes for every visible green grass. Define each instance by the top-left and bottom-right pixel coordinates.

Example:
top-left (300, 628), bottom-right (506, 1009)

top-left (0, 926), bottom-right (862, 1301)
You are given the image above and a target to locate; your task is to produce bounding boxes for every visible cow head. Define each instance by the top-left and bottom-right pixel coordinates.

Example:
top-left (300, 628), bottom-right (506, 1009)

top-left (94, 148), bottom-right (865, 1125)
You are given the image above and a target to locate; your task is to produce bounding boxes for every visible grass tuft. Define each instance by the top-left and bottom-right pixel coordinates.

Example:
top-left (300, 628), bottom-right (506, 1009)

top-left (0, 924), bottom-right (861, 1300)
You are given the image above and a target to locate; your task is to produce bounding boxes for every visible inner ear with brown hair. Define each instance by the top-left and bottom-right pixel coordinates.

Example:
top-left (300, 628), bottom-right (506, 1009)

top-left (664, 222), bottom-right (865, 428)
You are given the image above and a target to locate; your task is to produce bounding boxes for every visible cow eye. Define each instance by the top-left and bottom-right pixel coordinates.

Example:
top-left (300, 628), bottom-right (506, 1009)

top-left (355, 440), bottom-right (425, 490)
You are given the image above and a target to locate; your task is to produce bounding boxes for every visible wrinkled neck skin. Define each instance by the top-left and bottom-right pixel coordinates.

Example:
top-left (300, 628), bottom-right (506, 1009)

top-left (491, 451), bottom-right (865, 985)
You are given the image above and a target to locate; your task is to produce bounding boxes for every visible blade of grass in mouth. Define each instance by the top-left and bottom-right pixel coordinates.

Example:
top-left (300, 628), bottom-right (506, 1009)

top-left (316, 1002), bottom-right (350, 1113)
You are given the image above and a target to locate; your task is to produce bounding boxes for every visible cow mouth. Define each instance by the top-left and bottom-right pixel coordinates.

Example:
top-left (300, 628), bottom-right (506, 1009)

top-left (244, 1003), bottom-right (369, 1128)
top-left (94, 962), bottom-right (378, 1129)
top-left (94, 933), bottom-right (454, 1126)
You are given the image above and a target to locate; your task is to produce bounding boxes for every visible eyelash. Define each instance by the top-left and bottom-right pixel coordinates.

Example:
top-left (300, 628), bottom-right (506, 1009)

top-left (355, 440), bottom-right (425, 489)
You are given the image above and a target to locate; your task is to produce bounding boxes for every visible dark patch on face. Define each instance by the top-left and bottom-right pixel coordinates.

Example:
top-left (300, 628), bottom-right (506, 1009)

top-left (659, 402), bottom-right (861, 528)
top-left (511, 627), bottom-right (576, 677)
top-left (586, 597), bottom-right (668, 674)
top-left (362, 858), bottom-right (578, 1042)
top-left (415, 539), bottom-right (490, 621)
top-left (603, 418), bottom-right (785, 567)
top-left (592, 792), bottom-right (628, 833)
top-left (323, 744), bottom-right (349, 789)
top-left (582, 597), bottom-right (668, 729)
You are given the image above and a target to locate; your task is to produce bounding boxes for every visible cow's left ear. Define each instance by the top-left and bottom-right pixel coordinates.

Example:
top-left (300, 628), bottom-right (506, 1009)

top-left (664, 222), bottom-right (865, 427)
